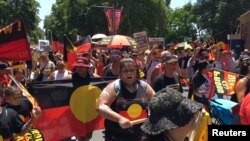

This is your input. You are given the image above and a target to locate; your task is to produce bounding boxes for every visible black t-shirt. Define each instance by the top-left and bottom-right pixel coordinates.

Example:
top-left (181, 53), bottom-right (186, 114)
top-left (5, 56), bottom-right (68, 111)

top-left (0, 107), bottom-right (24, 139)
top-left (72, 72), bottom-right (91, 89)
top-left (192, 73), bottom-right (207, 90)
top-left (104, 67), bottom-right (118, 78)
top-left (4, 97), bottom-right (33, 118)
top-left (152, 73), bottom-right (183, 92)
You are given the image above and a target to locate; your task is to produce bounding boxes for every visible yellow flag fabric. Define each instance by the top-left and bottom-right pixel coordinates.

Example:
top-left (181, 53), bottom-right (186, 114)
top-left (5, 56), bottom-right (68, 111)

top-left (193, 112), bottom-right (211, 141)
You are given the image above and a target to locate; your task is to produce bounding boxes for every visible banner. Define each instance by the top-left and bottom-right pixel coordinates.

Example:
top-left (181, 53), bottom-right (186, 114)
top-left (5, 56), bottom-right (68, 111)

top-left (104, 8), bottom-right (122, 34)
top-left (14, 128), bottom-right (44, 141)
top-left (51, 31), bottom-right (64, 53)
top-left (114, 9), bottom-right (122, 34)
top-left (27, 78), bottom-right (115, 141)
top-left (0, 18), bottom-right (31, 61)
top-left (212, 70), bottom-right (239, 95)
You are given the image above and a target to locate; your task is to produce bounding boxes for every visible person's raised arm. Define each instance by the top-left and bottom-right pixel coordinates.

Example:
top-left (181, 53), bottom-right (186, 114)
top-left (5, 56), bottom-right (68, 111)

top-left (19, 106), bottom-right (41, 135)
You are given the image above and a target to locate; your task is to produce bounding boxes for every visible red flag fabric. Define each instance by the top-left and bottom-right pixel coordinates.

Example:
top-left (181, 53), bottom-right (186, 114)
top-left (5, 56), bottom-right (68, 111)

top-left (0, 18), bottom-right (31, 61)
top-left (64, 35), bottom-right (92, 70)
top-left (104, 8), bottom-right (122, 34)
top-left (51, 31), bottom-right (64, 53)
top-left (104, 8), bottom-right (113, 34)
top-left (28, 79), bottom-right (114, 140)
top-left (63, 35), bottom-right (77, 70)
top-left (114, 9), bottom-right (122, 34)
top-left (73, 35), bottom-right (92, 53)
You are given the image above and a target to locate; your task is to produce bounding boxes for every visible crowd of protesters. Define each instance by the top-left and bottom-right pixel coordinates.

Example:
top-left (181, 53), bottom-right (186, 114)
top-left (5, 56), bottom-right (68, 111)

top-left (0, 39), bottom-right (250, 140)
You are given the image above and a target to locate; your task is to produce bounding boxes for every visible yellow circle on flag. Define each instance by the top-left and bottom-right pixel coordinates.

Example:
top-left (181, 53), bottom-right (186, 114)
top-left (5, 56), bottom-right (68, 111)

top-left (127, 104), bottom-right (142, 118)
top-left (0, 136), bottom-right (3, 141)
top-left (70, 85), bottom-right (102, 123)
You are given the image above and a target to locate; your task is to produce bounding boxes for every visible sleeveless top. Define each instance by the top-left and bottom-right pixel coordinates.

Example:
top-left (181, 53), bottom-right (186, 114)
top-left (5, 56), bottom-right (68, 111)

top-left (105, 80), bottom-right (148, 134)
top-left (54, 70), bottom-right (70, 80)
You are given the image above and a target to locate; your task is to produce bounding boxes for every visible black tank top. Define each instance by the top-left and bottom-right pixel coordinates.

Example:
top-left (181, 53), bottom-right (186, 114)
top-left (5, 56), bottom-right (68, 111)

top-left (105, 80), bottom-right (148, 134)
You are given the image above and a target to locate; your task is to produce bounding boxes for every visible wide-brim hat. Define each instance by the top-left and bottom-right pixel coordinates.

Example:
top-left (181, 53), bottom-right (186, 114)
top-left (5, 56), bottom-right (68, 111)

top-left (73, 57), bottom-right (90, 68)
top-left (141, 87), bottom-right (202, 135)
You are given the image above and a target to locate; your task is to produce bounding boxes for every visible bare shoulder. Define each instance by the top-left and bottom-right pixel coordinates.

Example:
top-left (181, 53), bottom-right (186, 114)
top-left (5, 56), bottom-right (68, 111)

top-left (139, 79), bottom-right (155, 99)
top-left (101, 80), bottom-right (117, 95)
top-left (236, 77), bottom-right (247, 87)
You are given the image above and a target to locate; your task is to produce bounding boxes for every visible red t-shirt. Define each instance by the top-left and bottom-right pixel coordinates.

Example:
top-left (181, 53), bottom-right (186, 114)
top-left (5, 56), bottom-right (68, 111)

top-left (240, 93), bottom-right (250, 124)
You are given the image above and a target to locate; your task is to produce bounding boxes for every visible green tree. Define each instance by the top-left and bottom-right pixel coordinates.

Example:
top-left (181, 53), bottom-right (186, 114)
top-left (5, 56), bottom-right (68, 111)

top-left (44, 0), bottom-right (170, 42)
top-left (193, 0), bottom-right (250, 42)
top-left (167, 3), bottom-right (197, 43)
top-left (165, 0), bottom-right (171, 6)
top-left (0, 0), bottom-right (43, 43)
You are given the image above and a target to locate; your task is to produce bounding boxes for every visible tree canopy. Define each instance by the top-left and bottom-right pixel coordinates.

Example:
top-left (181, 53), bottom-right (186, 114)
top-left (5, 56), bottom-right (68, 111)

top-left (1, 0), bottom-right (250, 44)
top-left (193, 0), bottom-right (250, 42)
top-left (0, 0), bottom-right (43, 43)
top-left (44, 0), bottom-right (171, 42)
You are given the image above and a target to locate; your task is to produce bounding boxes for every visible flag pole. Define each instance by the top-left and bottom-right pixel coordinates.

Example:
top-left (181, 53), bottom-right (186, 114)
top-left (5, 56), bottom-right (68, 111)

top-left (64, 34), bottom-right (77, 54)
top-left (8, 74), bottom-right (39, 107)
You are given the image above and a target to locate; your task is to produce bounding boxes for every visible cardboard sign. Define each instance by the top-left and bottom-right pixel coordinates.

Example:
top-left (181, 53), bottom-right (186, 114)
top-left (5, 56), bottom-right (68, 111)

top-left (133, 31), bottom-right (149, 49)
top-left (38, 40), bottom-right (50, 51)
top-left (148, 37), bottom-right (164, 49)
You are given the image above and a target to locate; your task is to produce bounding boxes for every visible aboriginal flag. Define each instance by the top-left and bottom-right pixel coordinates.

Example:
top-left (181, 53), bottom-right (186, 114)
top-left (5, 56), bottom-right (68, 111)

top-left (73, 35), bottom-right (92, 53)
top-left (0, 18), bottom-right (31, 61)
top-left (64, 35), bottom-right (92, 70)
top-left (27, 78), bottom-right (115, 141)
top-left (51, 31), bottom-right (64, 53)
top-left (63, 35), bottom-right (77, 70)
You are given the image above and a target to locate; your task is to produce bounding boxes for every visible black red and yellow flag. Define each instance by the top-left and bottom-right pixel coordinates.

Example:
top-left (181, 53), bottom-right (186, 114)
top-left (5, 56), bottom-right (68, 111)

top-left (212, 69), bottom-right (239, 95)
top-left (51, 31), bottom-right (64, 53)
top-left (63, 35), bottom-right (77, 70)
top-left (0, 18), bottom-right (31, 61)
top-left (27, 78), bottom-right (114, 141)
top-left (73, 35), bottom-right (92, 53)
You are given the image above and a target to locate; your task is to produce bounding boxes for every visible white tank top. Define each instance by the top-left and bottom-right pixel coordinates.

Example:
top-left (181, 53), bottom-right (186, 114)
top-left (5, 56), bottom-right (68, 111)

top-left (54, 70), bottom-right (70, 80)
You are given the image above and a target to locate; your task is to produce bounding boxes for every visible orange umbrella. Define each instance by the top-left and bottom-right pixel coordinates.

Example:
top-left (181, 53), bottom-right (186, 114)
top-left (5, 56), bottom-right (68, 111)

top-left (97, 35), bottom-right (137, 49)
